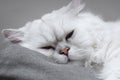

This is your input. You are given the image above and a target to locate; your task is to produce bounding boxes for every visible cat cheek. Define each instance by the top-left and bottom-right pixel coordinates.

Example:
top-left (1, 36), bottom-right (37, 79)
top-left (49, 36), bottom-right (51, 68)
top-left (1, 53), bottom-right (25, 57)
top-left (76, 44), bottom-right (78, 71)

top-left (68, 52), bottom-right (81, 61)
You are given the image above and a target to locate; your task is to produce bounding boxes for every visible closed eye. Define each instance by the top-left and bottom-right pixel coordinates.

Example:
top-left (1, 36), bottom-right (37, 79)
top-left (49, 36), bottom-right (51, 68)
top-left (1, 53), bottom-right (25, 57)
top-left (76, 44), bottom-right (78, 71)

top-left (65, 30), bottom-right (74, 41)
top-left (40, 46), bottom-right (55, 50)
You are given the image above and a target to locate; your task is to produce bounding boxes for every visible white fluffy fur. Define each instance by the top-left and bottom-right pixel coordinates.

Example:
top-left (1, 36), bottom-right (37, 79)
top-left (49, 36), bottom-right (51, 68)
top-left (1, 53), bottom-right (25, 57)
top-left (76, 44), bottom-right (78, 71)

top-left (2, 0), bottom-right (120, 80)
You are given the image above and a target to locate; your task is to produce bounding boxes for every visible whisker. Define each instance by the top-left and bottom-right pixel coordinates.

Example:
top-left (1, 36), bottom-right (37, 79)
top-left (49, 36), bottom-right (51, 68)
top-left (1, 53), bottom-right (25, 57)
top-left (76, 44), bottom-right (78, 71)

top-left (71, 49), bottom-right (84, 53)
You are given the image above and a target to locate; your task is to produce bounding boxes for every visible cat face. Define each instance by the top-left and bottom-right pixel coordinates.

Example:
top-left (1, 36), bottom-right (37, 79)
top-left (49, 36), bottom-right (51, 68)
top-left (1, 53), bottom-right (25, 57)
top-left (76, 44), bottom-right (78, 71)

top-left (2, 21), bottom-right (83, 64)
top-left (38, 29), bottom-right (83, 64)
top-left (2, 0), bottom-right (89, 64)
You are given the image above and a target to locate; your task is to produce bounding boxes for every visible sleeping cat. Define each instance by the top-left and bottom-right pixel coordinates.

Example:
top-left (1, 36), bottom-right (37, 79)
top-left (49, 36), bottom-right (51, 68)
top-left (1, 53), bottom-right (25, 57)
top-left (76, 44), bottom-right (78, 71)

top-left (2, 0), bottom-right (120, 80)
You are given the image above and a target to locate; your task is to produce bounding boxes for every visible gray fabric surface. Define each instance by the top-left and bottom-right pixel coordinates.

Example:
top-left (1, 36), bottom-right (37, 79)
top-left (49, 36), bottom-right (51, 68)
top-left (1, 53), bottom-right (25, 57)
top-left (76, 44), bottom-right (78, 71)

top-left (0, 45), bottom-right (99, 80)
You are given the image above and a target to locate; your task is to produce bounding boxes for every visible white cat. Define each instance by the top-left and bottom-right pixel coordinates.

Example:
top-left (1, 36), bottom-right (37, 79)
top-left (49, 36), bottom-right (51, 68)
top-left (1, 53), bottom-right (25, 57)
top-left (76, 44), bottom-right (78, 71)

top-left (2, 0), bottom-right (120, 80)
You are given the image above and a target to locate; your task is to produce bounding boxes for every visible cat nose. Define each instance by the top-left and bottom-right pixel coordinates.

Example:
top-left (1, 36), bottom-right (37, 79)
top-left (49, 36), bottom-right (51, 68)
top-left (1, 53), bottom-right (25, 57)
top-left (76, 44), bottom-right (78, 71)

top-left (60, 47), bottom-right (70, 56)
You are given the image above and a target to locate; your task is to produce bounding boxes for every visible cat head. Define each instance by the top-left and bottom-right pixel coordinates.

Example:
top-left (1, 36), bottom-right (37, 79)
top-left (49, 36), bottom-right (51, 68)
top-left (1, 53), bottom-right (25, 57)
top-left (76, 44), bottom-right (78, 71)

top-left (2, 0), bottom-right (90, 64)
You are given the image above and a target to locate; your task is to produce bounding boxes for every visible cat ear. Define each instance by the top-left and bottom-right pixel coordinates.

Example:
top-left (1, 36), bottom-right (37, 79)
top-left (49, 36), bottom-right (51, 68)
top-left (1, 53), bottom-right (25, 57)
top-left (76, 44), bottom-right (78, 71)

top-left (68, 0), bottom-right (85, 15)
top-left (2, 29), bottom-right (24, 44)
top-left (58, 0), bottom-right (85, 15)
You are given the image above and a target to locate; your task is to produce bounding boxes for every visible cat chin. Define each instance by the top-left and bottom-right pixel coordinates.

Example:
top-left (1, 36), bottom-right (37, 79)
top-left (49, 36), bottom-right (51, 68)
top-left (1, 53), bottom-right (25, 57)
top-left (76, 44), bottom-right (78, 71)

top-left (52, 53), bottom-right (68, 64)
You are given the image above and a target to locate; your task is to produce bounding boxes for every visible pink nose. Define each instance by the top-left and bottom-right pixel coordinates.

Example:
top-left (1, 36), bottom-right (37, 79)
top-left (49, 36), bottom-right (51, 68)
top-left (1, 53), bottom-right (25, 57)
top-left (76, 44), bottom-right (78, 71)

top-left (60, 48), bottom-right (70, 55)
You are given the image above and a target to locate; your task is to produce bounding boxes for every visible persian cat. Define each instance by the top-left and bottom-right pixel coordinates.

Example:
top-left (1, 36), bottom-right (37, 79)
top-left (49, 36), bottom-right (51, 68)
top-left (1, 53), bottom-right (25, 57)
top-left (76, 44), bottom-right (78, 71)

top-left (2, 0), bottom-right (120, 80)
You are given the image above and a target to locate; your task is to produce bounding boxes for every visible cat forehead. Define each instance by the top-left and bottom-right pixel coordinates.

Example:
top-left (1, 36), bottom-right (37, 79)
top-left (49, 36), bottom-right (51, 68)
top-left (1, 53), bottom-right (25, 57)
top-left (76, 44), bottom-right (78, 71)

top-left (21, 20), bottom-right (53, 34)
top-left (20, 20), bottom-right (62, 42)
top-left (22, 18), bottom-right (74, 36)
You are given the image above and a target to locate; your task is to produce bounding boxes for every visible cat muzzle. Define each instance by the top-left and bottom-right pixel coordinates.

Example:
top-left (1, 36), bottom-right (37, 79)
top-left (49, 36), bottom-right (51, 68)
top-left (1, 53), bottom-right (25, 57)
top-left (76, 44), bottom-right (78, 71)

top-left (59, 48), bottom-right (70, 56)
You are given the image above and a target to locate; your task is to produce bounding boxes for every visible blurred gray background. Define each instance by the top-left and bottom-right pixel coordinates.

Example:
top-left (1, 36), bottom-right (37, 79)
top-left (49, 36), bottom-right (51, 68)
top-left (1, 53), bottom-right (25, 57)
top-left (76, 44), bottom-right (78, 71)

top-left (0, 0), bottom-right (120, 51)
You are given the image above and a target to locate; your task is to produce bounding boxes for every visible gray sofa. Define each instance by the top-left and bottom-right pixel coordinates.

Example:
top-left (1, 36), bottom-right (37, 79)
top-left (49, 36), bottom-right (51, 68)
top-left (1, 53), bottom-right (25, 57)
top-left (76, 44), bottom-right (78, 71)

top-left (0, 45), bottom-right (99, 80)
